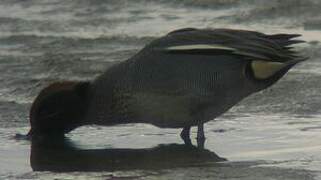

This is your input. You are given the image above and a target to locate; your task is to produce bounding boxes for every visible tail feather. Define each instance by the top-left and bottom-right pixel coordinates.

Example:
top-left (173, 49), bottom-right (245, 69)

top-left (161, 28), bottom-right (308, 63)
top-left (268, 33), bottom-right (302, 40)
top-left (278, 40), bottom-right (306, 47)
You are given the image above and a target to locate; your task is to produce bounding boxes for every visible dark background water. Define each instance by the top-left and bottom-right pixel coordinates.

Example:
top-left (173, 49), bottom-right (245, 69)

top-left (1, 0), bottom-right (321, 179)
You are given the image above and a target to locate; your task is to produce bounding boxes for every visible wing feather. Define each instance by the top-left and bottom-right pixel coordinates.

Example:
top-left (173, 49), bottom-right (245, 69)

top-left (157, 28), bottom-right (306, 62)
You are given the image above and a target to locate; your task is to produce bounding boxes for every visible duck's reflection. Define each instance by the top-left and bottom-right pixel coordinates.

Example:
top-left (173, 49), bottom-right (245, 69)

top-left (30, 138), bottom-right (227, 172)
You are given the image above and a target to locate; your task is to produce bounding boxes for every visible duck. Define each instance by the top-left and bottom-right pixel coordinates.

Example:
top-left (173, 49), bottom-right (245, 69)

top-left (28, 28), bottom-right (306, 147)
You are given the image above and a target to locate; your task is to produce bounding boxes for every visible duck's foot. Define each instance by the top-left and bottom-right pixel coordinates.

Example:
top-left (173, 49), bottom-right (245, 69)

top-left (180, 126), bottom-right (192, 146)
top-left (197, 123), bottom-right (206, 149)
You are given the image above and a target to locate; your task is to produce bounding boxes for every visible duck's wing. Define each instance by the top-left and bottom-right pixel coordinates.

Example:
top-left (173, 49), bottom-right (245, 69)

top-left (152, 28), bottom-right (307, 62)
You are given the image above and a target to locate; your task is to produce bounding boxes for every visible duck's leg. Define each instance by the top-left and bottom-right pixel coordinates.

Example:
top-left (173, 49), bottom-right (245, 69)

top-left (180, 126), bottom-right (192, 145)
top-left (197, 123), bottom-right (205, 148)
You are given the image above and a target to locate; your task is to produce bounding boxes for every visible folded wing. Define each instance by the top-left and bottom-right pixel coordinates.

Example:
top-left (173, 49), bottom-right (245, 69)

top-left (156, 28), bottom-right (306, 62)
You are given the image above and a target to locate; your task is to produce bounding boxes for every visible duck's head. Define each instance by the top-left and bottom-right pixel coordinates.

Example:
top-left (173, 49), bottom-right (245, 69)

top-left (245, 58), bottom-right (306, 91)
top-left (28, 81), bottom-right (90, 138)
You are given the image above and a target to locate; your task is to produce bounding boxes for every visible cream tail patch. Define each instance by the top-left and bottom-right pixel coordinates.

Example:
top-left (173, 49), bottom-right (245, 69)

top-left (251, 60), bottom-right (287, 79)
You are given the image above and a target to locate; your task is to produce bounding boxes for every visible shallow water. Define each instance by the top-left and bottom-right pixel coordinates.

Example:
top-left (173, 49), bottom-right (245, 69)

top-left (1, 0), bottom-right (321, 179)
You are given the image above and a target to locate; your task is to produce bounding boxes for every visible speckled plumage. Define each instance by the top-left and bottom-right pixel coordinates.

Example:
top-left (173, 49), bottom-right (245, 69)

top-left (85, 28), bottom-right (305, 129)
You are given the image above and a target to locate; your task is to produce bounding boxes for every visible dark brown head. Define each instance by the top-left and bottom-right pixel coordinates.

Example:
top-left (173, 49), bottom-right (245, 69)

top-left (28, 81), bottom-right (90, 137)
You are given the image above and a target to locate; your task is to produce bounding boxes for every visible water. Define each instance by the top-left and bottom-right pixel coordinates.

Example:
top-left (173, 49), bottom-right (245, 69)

top-left (1, 0), bottom-right (321, 179)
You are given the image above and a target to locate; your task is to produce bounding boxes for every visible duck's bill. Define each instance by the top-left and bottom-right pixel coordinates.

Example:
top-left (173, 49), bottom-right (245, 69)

top-left (14, 132), bottom-right (32, 141)
top-left (26, 128), bottom-right (65, 140)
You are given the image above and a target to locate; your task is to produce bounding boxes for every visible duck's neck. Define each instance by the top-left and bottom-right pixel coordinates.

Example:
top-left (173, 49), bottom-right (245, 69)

top-left (70, 81), bottom-right (92, 128)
